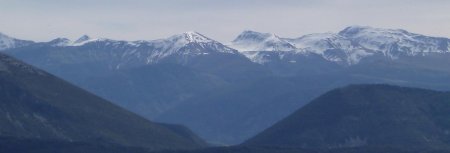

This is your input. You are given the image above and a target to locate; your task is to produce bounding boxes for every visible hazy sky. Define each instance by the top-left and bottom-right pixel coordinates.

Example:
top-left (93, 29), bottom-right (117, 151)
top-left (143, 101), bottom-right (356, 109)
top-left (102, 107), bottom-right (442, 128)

top-left (1, 0), bottom-right (450, 42)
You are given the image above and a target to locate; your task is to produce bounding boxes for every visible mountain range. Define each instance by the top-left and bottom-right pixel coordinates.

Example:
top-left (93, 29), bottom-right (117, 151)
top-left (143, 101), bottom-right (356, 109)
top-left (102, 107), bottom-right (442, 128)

top-left (1, 26), bottom-right (450, 145)
top-left (231, 26), bottom-right (449, 65)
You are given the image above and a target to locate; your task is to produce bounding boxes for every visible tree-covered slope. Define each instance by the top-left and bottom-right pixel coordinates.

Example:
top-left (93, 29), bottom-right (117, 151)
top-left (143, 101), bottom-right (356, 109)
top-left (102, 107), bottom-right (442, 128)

top-left (0, 53), bottom-right (206, 150)
top-left (245, 84), bottom-right (450, 150)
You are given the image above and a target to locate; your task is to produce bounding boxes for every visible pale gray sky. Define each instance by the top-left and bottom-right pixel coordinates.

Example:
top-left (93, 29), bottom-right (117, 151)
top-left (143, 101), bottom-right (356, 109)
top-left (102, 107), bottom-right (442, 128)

top-left (1, 0), bottom-right (449, 42)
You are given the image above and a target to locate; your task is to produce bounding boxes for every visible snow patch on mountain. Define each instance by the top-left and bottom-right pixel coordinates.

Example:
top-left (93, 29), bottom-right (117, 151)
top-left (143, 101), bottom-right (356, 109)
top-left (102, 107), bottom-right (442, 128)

top-left (182, 31), bottom-right (215, 43)
top-left (0, 32), bottom-right (34, 50)
top-left (49, 35), bottom-right (135, 47)
top-left (339, 26), bottom-right (450, 56)
top-left (0, 33), bottom-right (16, 50)
top-left (286, 32), bottom-right (375, 64)
top-left (68, 35), bottom-right (116, 46)
top-left (240, 51), bottom-right (270, 64)
top-left (230, 30), bottom-right (296, 51)
top-left (157, 31), bottom-right (235, 53)
top-left (287, 33), bottom-right (352, 54)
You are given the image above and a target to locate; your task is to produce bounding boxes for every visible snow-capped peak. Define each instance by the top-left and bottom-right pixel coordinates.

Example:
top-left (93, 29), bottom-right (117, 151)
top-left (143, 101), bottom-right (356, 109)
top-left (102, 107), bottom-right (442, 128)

top-left (63, 35), bottom-right (111, 46)
top-left (158, 31), bottom-right (236, 54)
top-left (233, 30), bottom-right (275, 42)
top-left (0, 32), bottom-right (34, 50)
top-left (232, 30), bottom-right (287, 44)
top-left (338, 25), bottom-right (416, 40)
top-left (72, 35), bottom-right (93, 45)
top-left (338, 26), bottom-right (450, 56)
top-left (117, 31), bottom-right (237, 64)
top-left (48, 38), bottom-right (72, 47)
top-left (183, 31), bottom-right (214, 43)
top-left (338, 25), bottom-right (373, 37)
top-left (166, 31), bottom-right (216, 45)
top-left (47, 35), bottom-right (119, 47)
top-left (230, 30), bottom-right (296, 51)
top-left (75, 35), bottom-right (91, 43)
top-left (0, 33), bottom-right (16, 50)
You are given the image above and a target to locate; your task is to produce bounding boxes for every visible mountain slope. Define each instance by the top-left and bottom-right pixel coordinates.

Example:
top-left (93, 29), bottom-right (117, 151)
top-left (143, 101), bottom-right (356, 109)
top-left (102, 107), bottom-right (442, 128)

top-left (157, 76), bottom-right (346, 145)
top-left (245, 84), bottom-right (450, 150)
top-left (0, 53), bottom-right (206, 150)
top-left (84, 63), bottom-right (229, 118)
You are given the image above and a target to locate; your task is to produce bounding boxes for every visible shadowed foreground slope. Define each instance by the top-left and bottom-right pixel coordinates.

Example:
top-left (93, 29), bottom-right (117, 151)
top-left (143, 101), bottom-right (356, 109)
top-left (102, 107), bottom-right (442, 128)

top-left (245, 84), bottom-right (450, 150)
top-left (0, 53), bottom-right (206, 150)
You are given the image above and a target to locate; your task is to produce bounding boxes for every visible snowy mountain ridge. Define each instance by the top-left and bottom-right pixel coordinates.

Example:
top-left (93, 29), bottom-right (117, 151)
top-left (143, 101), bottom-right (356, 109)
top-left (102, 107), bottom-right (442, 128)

top-left (1, 31), bottom-right (239, 69)
top-left (231, 26), bottom-right (450, 65)
top-left (1, 26), bottom-right (449, 66)
top-left (338, 26), bottom-right (450, 56)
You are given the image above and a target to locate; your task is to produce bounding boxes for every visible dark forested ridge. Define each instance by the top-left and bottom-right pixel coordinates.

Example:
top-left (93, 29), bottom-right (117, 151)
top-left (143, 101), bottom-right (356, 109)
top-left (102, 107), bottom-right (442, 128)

top-left (245, 84), bottom-right (450, 150)
top-left (0, 53), bottom-right (206, 150)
